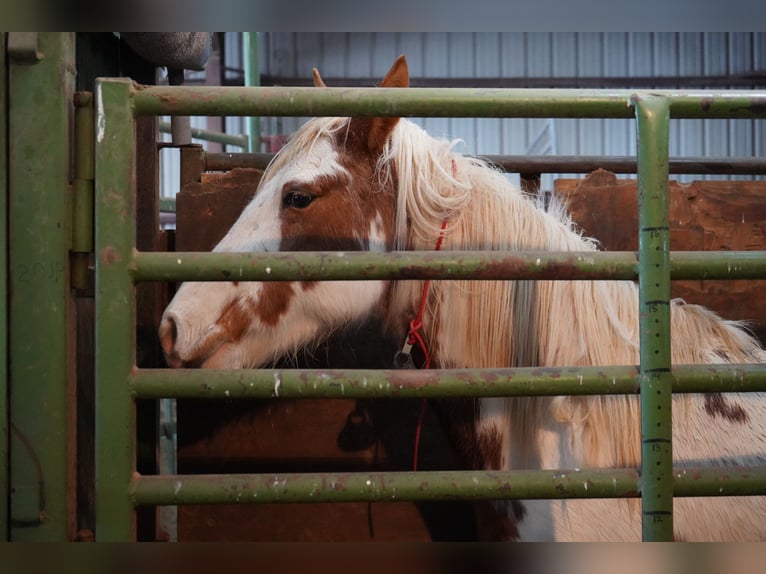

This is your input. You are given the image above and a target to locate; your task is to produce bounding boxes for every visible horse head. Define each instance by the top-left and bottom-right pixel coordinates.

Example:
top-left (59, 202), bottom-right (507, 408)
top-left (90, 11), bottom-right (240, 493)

top-left (159, 56), bottom-right (410, 369)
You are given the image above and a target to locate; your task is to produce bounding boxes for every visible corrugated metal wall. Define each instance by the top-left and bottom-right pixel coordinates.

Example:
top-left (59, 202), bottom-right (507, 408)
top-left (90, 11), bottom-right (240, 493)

top-left (161, 32), bottom-right (766, 201)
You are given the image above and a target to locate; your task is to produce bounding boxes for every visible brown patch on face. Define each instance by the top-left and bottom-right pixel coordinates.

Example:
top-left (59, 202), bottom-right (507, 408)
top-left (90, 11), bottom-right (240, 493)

top-left (216, 297), bottom-right (253, 342)
top-left (704, 393), bottom-right (749, 424)
top-left (246, 282), bottom-right (296, 327)
top-left (278, 124), bottom-right (396, 256)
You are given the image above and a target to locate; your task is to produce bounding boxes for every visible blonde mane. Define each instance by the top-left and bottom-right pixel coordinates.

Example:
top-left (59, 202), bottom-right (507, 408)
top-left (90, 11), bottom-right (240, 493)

top-left (375, 119), bottom-right (765, 470)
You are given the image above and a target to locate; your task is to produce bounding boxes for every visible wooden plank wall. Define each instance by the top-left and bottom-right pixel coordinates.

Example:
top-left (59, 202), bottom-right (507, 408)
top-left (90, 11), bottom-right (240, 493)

top-left (556, 170), bottom-right (766, 343)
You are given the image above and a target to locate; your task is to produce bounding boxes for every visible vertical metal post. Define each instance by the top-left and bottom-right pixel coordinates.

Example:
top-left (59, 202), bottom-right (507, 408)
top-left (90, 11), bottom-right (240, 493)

top-left (243, 32), bottom-right (259, 152)
top-left (0, 32), bottom-right (9, 541)
top-left (634, 95), bottom-right (674, 541)
top-left (94, 78), bottom-right (136, 541)
top-left (8, 32), bottom-right (75, 541)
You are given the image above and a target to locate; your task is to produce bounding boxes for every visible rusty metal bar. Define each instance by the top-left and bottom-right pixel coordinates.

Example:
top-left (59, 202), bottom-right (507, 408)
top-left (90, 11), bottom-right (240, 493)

top-left (132, 86), bottom-right (766, 119)
top-left (130, 363), bottom-right (766, 400)
top-left (131, 250), bottom-right (766, 283)
top-left (204, 152), bottom-right (766, 176)
top-left (130, 465), bottom-right (766, 507)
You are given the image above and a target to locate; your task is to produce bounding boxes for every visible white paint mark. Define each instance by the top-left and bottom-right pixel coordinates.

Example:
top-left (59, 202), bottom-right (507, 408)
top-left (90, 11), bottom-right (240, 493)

top-left (177, 258), bottom-right (182, 265)
top-left (583, 482), bottom-right (589, 492)
top-left (366, 480), bottom-right (372, 486)
top-left (96, 85), bottom-right (106, 143)
top-left (224, 390), bottom-right (230, 397)
top-left (536, 258), bottom-right (541, 266)
top-left (174, 481), bottom-right (182, 495)
top-left (265, 267), bottom-right (271, 274)
top-left (273, 373), bottom-right (281, 397)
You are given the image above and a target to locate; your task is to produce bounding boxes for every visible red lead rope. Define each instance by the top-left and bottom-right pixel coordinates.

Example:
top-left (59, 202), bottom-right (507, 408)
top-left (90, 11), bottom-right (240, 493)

top-left (409, 159), bottom-right (456, 471)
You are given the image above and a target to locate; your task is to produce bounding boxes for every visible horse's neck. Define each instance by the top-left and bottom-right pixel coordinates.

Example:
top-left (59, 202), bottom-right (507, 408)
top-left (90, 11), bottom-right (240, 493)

top-left (401, 180), bottom-right (645, 471)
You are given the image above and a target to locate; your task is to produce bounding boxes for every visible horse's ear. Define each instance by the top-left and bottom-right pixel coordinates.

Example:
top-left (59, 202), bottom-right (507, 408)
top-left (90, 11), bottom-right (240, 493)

top-left (365, 55), bottom-right (409, 152)
top-left (379, 54), bottom-right (409, 89)
top-left (312, 67), bottom-right (327, 88)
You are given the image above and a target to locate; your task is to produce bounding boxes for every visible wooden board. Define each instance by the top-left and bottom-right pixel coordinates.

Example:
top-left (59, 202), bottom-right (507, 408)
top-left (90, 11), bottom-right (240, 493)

top-left (556, 170), bottom-right (766, 343)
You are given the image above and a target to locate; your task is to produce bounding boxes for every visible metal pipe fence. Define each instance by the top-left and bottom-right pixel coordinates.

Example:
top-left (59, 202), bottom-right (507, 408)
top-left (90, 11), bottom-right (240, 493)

top-left (94, 80), bottom-right (766, 541)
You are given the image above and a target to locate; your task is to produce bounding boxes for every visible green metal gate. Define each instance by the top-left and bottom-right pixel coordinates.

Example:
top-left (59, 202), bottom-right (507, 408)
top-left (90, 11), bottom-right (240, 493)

top-left (94, 79), bottom-right (766, 541)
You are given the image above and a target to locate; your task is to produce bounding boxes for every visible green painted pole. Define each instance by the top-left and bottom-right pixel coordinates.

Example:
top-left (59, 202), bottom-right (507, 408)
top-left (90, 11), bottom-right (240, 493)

top-left (8, 32), bottom-right (75, 541)
top-left (0, 32), bottom-right (8, 541)
top-left (132, 86), bottom-right (766, 119)
top-left (129, 465), bottom-right (766, 507)
top-left (94, 78), bottom-right (137, 541)
top-left (243, 32), bottom-right (260, 152)
top-left (634, 95), bottom-right (674, 541)
top-left (157, 120), bottom-right (248, 148)
top-left (129, 363), bottom-right (766, 400)
top-left (131, 250), bottom-right (766, 283)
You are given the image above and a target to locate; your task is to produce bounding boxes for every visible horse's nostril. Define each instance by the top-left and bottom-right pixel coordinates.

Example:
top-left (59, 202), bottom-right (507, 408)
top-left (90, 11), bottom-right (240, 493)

top-left (159, 315), bottom-right (179, 360)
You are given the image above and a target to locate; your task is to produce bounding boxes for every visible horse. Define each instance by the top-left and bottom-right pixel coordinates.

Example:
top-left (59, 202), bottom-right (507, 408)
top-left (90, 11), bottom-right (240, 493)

top-left (159, 55), bottom-right (766, 541)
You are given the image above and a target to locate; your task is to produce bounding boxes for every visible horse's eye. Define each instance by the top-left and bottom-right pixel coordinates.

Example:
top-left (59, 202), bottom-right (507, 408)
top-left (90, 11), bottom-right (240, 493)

top-left (283, 190), bottom-right (315, 209)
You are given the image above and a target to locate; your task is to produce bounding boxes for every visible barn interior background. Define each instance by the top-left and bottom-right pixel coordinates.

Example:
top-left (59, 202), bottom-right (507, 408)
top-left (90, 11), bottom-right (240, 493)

top-left (1, 32), bottom-right (765, 544)
top-left (160, 31), bottom-right (766, 208)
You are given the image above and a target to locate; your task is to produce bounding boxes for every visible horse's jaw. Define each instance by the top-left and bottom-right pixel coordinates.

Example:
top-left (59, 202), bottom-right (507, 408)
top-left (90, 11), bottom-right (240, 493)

top-left (160, 278), bottom-right (390, 370)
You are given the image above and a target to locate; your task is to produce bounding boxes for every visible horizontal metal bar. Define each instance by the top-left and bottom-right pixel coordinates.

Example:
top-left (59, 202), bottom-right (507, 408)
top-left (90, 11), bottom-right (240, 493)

top-left (130, 364), bottom-right (766, 400)
top-left (131, 85), bottom-right (766, 119)
top-left (131, 250), bottom-right (766, 283)
top-left (159, 198), bottom-right (176, 213)
top-left (158, 120), bottom-right (249, 148)
top-left (130, 465), bottom-right (766, 506)
top-left (206, 152), bottom-right (273, 171)
top-left (204, 152), bottom-right (766, 176)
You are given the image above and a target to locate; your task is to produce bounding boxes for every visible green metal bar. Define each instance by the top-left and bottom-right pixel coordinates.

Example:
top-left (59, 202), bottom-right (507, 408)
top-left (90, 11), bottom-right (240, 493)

top-left (131, 250), bottom-right (766, 283)
top-left (158, 198), bottom-right (176, 213)
top-left (634, 95), bottom-right (673, 541)
top-left (130, 465), bottom-right (766, 507)
top-left (0, 32), bottom-right (8, 541)
top-left (243, 32), bottom-right (260, 152)
top-left (132, 86), bottom-right (766, 119)
top-left (8, 32), bottom-right (75, 541)
top-left (130, 363), bottom-right (766, 400)
top-left (158, 120), bottom-right (248, 149)
top-left (94, 78), bottom-right (136, 542)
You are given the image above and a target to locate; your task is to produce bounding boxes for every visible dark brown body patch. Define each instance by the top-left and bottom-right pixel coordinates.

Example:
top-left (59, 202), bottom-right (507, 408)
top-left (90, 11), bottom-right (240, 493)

top-left (704, 393), bottom-right (749, 424)
top-left (433, 399), bottom-right (525, 540)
